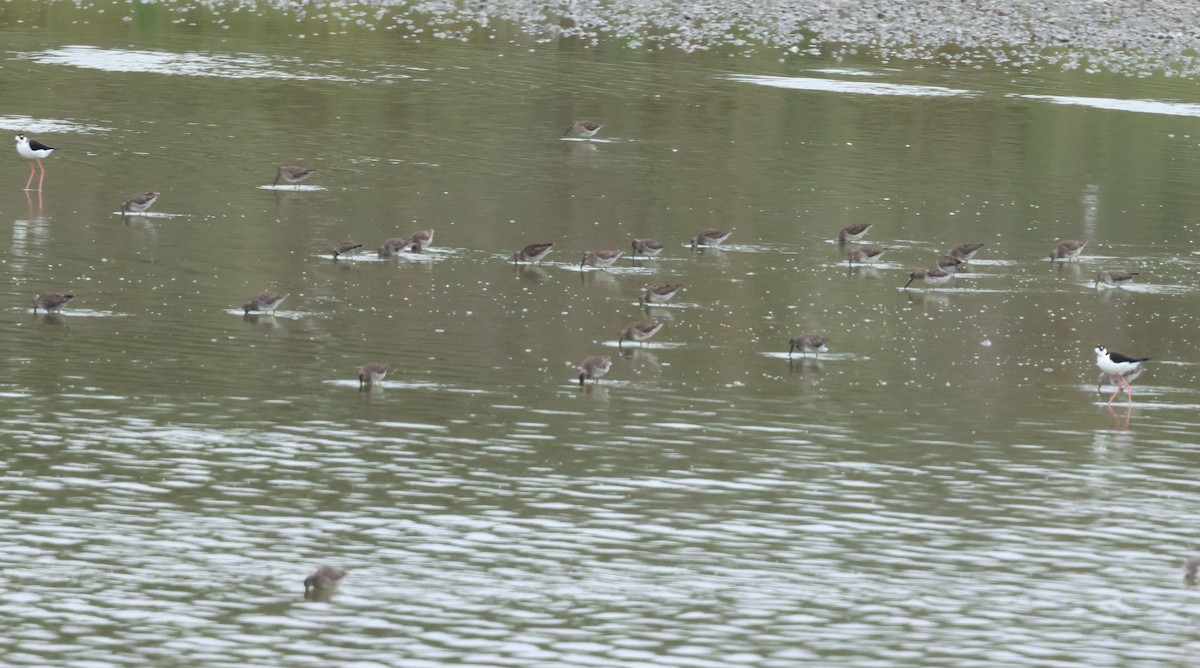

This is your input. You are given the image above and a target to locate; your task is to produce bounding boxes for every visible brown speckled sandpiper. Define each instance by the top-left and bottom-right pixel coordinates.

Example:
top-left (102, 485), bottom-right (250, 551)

top-left (904, 266), bottom-right (953, 290)
top-left (564, 121), bottom-right (603, 138)
top-left (333, 241), bottom-right (363, 259)
top-left (847, 246), bottom-right (888, 265)
top-left (304, 566), bottom-right (346, 591)
top-left (581, 250), bottom-right (624, 269)
top-left (1050, 239), bottom-right (1088, 261)
top-left (514, 243), bottom-right (554, 263)
top-left (639, 283), bottom-right (681, 306)
top-left (631, 238), bottom-right (664, 257)
top-left (949, 243), bottom-right (984, 261)
top-left (689, 229), bottom-right (732, 248)
top-left (33, 291), bottom-right (74, 313)
top-left (358, 362), bottom-right (388, 389)
top-left (788, 334), bottom-right (829, 358)
top-left (121, 191), bottom-right (159, 216)
top-left (618, 320), bottom-right (664, 349)
top-left (1095, 270), bottom-right (1138, 288)
top-left (274, 165), bottom-right (315, 188)
top-left (578, 355), bottom-right (612, 385)
top-left (377, 237), bottom-right (410, 257)
top-left (937, 255), bottom-right (964, 272)
top-left (406, 229), bottom-right (435, 252)
top-left (837, 223), bottom-right (872, 244)
top-left (243, 292), bottom-right (288, 314)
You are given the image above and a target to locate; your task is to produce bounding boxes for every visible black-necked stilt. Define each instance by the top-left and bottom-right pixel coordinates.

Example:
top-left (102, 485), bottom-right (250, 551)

top-left (631, 238), bottom-right (664, 257)
top-left (243, 292), bottom-right (287, 314)
top-left (514, 243), bottom-right (554, 263)
top-left (578, 354), bottom-right (612, 385)
top-left (15, 134), bottom-right (55, 192)
top-left (904, 266), bottom-right (954, 290)
top-left (937, 254), bottom-right (964, 272)
top-left (1051, 239), bottom-right (1088, 261)
top-left (949, 243), bottom-right (985, 261)
top-left (564, 121), bottom-right (603, 138)
top-left (689, 229), bottom-right (731, 248)
top-left (640, 283), bottom-right (682, 306)
top-left (581, 250), bottom-right (624, 269)
top-left (788, 334), bottom-right (829, 358)
top-left (273, 165), bottom-right (315, 188)
top-left (358, 362), bottom-right (388, 389)
top-left (406, 229), bottom-right (435, 252)
top-left (1094, 345), bottom-right (1149, 405)
top-left (333, 241), bottom-right (363, 259)
top-left (304, 566), bottom-right (346, 591)
top-left (618, 320), bottom-right (663, 348)
top-left (33, 292), bottom-right (74, 313)
top-left (847, 246), bottom-right (888, 265)
top-left (838, 223), bottom-right (872, 244)
top-left (1095, 270), bottom-right (1138, 288)
top-left (121, 191), bottom-right (159, 217)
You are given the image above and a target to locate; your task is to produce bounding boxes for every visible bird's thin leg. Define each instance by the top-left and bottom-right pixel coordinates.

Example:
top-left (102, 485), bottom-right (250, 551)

top-left (1107, 384), bottom-right (1122, 405)
top-left (36, 158), bottom-right (45, 191)
top-left (24, 163), bottom-right (35, 190)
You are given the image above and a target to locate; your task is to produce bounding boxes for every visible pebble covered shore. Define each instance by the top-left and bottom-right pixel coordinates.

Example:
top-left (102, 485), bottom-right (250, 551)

top-left (249, 0), bottom-right (1200, 76)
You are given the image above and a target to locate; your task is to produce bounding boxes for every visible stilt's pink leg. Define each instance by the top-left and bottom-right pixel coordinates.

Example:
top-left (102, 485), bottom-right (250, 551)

top-left (24, 163), bottom-right (35, 190)
top-left (1107, 384), bottom-right (1122, 404)
top-left (36, 159), bottom-right (45, 192)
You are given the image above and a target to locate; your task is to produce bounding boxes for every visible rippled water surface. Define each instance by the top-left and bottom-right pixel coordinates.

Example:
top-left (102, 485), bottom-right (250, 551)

top-left (3, 3), bottom-right (1200, 666)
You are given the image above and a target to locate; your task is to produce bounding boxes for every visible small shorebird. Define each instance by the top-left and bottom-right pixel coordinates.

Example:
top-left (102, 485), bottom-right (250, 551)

top-left (377, 237), bottom-right (410, 257)
top-left (514, 243), bottom-right (554, 263)
top-left (936, 254), bottom-right (964, 272)
top-left (1186, 556), bottom-right (1200, 580)
top-left (243, 292), bottom-right (288, 314)
top-left (358, 362), bottom-right (388, 389)
top-left (304, 566), bottom-right (346, 591)
top-left (689, 229), bottom-right (732, 248)
top-left (33, 292), bottom-right (74, 313)
top-left (1095, 270), bottom-right (1138, 288)
top-left (1095, 345), bottom-right (1150, 405)
top-left (949, 243), bottom-right (985, 261)
top-left (639, 283), bottom-right (681, 306)
top-left (120, 191), bottom-right (159, 217)
top-left (788, 334), bottom-right (829, 358)
top-left (406, 229), bottom-right (435, 252)
top-left (1050, 239), bottom-right (1088, 261)
top-left (838, 223), bottom-right (872, 244)
top-left (564, 121), bottom-right (603, 138)
top-left (333, 241), bottom-right (363, 259)
top-left (618, 320), bottom-right (664, 348)
top-left (273, 166), bottom-right (316, 188)
top-left (631, 238), bottom-right (664, 257)
top-left (904, 266), bottom-right (954, 290)
top-left (578, 355), bottom-right (612, 385)
top-left (15, 134), bottom-right (55, 192)
top-left (847, 246), bottom-right (888, 265)
top-left (581, 250), bottom-right (624, 269)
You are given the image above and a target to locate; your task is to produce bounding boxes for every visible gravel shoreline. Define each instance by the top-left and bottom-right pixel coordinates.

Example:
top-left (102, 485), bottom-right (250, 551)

top-left (352, 0), bottom-right (1200, 76)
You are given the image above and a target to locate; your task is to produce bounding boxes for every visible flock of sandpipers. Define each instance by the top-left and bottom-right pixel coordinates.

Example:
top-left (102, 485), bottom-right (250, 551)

top-left (15, 120), bottom-right (1163, 589)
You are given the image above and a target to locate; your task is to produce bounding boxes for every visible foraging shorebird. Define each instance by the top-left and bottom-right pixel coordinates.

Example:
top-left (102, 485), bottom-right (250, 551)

top-left (618, 320), bottom-right (663, 349)
top-left (304, 566), bottom-right (346, 591)
top-left (689, 229), bottom-right (732, 248)
top-left (514, 243), bottom-right (554, 263)
top-left (121, 192), bottom-right (159, 217)
top-left (377, 237), bottom-right (410, 257)
top-left (273, 166), bottom-right (315, 188)
top-left (631, 238), bottom-right (664, 257)
top-left (847, 246), bottom-right (888, 265)
top-left (639, 283), bottom-right (682, 306)
top-left (406, 229), bottom-right (435, 252)
top-left (837, 223), bottom-right (872, 244)
top-left (937, 254), bottom-right (964, 272)
top-left (332, 241), bottom-right (363, 259)
top-left (564, 121), bottom-right (603, 138)
top-left (1095, 345), bottom-right (1149, 405)
top-left (788, 334), bottom-right (829, 358)
top-left (33, 292), bottom-right (74, 314)
top-left (580, 250), bottom-right (624, 270)
top-left (904, 266), bottom-right (953, 290)
top-left (358, 362), bottom-right (388, 389)
top-left (578, 355), bottom-right (612, 386)
top-left (1050, 239), bottom-right (1088, 261)
top-left (15, 134), bottom-right (55, 192)
top-left (243, 292), bottom-right (287, 314)
top-left (949, 243), bottom-right (985, 261)
top-left (1095, 270), bottom-right (1138, 288)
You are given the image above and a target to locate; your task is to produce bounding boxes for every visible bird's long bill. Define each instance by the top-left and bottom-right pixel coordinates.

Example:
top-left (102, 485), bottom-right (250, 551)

top-left (904, 276), bottom-right (916, 289)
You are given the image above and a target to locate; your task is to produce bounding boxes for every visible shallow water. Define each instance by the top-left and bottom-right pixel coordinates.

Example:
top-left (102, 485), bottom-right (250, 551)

top-left (3, 2), bottom-right (1200, 666)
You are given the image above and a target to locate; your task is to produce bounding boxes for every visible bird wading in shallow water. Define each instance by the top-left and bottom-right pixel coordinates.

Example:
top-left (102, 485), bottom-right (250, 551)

top-left (243, 292), bottom-right (287, 315)
top-left (514, 243), bottom-right (554, 263)
top-left (564, 121), bottom-right (603, 138)
top-left (1050, 239), bottom-right (1088, 261)
top-left (837, 223), bottom-right (872, 244)
top-left (1094, 270), bottom-right (1138, 288)
top-left (15, 134), bottom-right (55, 192)
top-left (121, 192), bottom-right (159, 217)
top-left (274, 166), bottom-right (315, 188)
top-left (33, 292), bottom-right (74, 314)
top-left (578, 355), bottom-right (612, 386)
top-left (1094, 345), bottom-right (1150, 405)
top-left (304, 566), bottom-right (346, 591)
top-left (788, 334), bottom-right (829, 358)
top-left (358, 362), bottom-right (388, 389)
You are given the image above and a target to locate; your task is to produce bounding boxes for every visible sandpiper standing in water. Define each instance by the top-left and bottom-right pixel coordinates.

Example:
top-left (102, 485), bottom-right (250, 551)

top-left (580, 250), bottom-right (624, 270)
top-left (639, 283), bottom-right (682, 306)
top-left (514, 243), bottom-right (554, 263)
top-left (689, 229), bottom-right (732, 248)
top-left (837, 223), bottom-right (872, 244)
top-left (273, 166), bottom-right (316, 188)
top-left (788, 334), bottom-right (829, 358)
top-left (578, 355), bottom-right (612, 385)
top-left (949, 243), bottom-right (985, 261)
top-left (243, 292), bottom-right (288, 314)
top-left (618, 320), bottom-right (664, 349)
top-left (406, 229), bottom-right (435, 252)
top-left (936, 255), bottom-right (964, 272)
top-left (1050, 239), bottom-right (1088, 261)
top-left (904, 267), bottom-right (954, 290)
top-left (1095, 270), bottom-right (1138, 288)
top-left (358, 362), bottom-right (388, 389)
top-left (304, 566), bottom-right (346, 591)
top-left (847, 246), bottom-right (888, 265)
top-left (15, 134), bottom-right (55, 192)
top-left (564, 121), bottom-right (603, 138)
top-left (33, 292), bottom-right (74, 314)
top-left (333, 241), bottom-right (363, 259)
top-left (121, 192), bottom-right (159, 217)
top-left (631, 238), bottom-right (664, 257)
